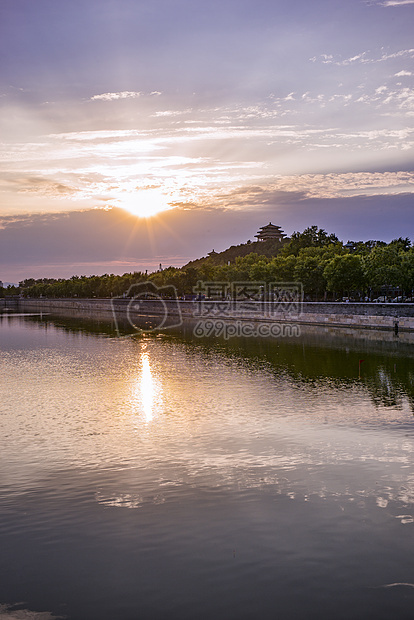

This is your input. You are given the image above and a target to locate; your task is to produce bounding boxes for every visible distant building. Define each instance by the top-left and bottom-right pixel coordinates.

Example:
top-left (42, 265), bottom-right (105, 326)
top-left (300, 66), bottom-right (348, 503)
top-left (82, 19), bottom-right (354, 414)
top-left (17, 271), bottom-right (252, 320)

top-left (344, 241), bottom-right (356, 252)
top-left (255, 223), bottom-right (286, 242)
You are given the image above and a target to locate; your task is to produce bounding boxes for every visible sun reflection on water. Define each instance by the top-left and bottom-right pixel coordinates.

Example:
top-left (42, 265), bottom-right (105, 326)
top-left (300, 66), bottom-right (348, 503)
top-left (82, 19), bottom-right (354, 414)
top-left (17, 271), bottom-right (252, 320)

top-left (140, 352), bottom-right (154, 421)
top-left (129, 346), bottom-right (163, 423)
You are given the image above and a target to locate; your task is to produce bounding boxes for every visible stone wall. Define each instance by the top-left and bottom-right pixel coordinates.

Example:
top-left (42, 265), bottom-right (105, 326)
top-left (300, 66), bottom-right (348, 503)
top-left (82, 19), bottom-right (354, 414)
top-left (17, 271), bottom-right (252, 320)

top-left (15, 298), bottom-right (414, 331)
top-left (300, 302), bottom-right (414, 317)
top-left (0, 297), bottom-right (18, 309)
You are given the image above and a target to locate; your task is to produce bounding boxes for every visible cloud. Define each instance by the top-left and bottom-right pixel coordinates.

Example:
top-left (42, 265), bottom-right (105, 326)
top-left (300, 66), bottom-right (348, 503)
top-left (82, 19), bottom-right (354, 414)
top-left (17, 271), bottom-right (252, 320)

top-left (395, 70), bottom-right (413, 76)
top-left (352, 86), bottom-right (414, 115)
top-left (90, 91), bottom-right (162, 102)
top-left (217, 171), bottom-right (414, 205)
top-left (379, 0), bottom-right (414, 5)
top-left (380, 48), bottom-right (414, 61)
top-left (311, 48), bottom-right (414, 65)
top-left (1, 119), bottom-right (412, 221)
top-left (90, 91), bottom-right (142, 101)
top-left (49, 129), bottom-right (146, 141)
top-left (1, 88), bottom-right (413, 222)
top-left (0, 174), bottom-right (77, 198)
top-left (153, 109), bottom-right (193, 117)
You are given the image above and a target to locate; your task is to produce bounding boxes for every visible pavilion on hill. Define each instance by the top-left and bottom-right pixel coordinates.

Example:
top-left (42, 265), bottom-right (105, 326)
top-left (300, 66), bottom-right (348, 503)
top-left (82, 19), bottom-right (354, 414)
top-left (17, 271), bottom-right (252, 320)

top-left (255, 223), bottom-right (286, 242)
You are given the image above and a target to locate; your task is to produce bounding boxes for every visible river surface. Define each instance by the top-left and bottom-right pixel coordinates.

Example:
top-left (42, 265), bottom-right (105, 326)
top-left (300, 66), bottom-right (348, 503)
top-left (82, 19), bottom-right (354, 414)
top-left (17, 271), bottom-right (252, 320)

top-left (1, 312), bottom-right (414, 619)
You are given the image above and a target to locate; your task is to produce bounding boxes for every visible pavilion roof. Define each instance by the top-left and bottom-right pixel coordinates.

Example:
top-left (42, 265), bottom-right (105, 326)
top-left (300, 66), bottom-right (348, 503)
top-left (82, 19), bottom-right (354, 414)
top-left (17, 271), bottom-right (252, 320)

top-left (257, 222), bottom-right (283, 231)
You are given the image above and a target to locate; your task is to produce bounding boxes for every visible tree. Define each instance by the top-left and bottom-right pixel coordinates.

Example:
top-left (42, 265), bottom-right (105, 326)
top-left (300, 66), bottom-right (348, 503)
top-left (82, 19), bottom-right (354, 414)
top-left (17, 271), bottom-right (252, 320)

top-left (324, 255), bottom-right (365, 297)
top-left (352, 240), bottom-right (387, 255)
top-left (282, 226), bottom-right (339, 256)
top-left (389, 237), bottom-right (411, 252)
top-left (249, 260), bottom-right (271, 282)
top-left (294, 255), bottom-right (327, 299)
top-left (268, 255), bottom-right (297, 281)
top-left (364, 245), bottom-right (403, 294)
top-left (400, 248), bottom-right (414, 294)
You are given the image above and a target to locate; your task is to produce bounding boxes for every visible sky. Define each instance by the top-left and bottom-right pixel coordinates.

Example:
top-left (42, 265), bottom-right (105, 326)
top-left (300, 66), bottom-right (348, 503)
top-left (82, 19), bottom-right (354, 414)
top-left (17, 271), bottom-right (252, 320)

top-left (0, 0), bottom-right (413, 282)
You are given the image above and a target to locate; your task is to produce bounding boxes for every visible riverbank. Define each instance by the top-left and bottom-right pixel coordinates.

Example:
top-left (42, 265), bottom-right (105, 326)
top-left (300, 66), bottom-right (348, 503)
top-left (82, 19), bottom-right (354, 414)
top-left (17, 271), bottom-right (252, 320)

top-left (7, 298), bottom-right (414, 332)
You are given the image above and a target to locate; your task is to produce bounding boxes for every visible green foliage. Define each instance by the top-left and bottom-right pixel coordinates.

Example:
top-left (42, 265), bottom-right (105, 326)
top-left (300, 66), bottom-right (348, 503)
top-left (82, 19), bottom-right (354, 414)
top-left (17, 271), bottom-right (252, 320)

top-left (268, 255), bottom-right (297, 281)
top-left (16, 224), bottom-right (414, 301)
top-left (294, 255), bottom-right (327, 299)
top-left (187, 238), bottom-right (286, 268)
top-left (349, 240), bottom-right (387, 255)
top-left (364, 245), bottom-right (403, 289)
top-left (324, 255), bottom-right (365, 295)
top-left (389, 237), bottom-right (411, 251)
top-left (401, 249), bottom-right (414, 293)
top-left (282, 225), bottom-right (339, 256)
top-left (1, 284), bottom-right (20, 297)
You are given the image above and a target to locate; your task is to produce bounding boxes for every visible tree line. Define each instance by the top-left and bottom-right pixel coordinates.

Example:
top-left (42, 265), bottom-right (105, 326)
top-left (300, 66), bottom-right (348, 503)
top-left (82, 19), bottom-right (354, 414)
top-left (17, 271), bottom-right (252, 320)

top-left (3, 226), bottom-right (414, 301)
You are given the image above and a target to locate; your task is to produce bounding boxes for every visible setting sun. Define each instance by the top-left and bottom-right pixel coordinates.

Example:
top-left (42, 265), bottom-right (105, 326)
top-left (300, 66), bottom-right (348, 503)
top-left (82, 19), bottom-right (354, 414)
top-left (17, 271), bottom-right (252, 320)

top-left (118, 189), bottom-right (174, 218)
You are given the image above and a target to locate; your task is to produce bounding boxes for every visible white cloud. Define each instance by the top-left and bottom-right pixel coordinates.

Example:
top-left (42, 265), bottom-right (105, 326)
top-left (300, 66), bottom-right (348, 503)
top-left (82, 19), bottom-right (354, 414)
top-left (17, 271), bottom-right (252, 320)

top-left (380, 0), bottom-right (414, 6)
top-left (153, 109), bottom-right (193, 117)
top-left (90, 91), bottom-right (142, 101)
top-left (311, 48), bottom-right (414, 65)
top-left (309, 54), bottom-right (333, 63)
top-left (1, 91), bottom-right (413, 217)
top-left (343, 53), bottom-right (369, 65)
top-left (222, 171), bottom-right (414, 204)
top-left (48, 129), bottom-right (144, 141)
top-left (395, 70), bottom-right (413, 76)
top-left (380, 48), bottom-right (414, 61)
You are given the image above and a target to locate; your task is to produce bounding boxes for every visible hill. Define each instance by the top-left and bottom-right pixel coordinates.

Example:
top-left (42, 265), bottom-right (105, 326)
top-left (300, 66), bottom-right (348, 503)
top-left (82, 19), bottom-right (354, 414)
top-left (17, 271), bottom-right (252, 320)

top-left (184, 238), bottom-right (289, 268)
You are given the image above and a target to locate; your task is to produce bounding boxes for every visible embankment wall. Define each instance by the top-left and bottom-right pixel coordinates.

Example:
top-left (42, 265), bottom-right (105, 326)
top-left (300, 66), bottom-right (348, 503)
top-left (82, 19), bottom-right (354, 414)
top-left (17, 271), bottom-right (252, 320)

top-left (14, 298), bottom-right (414, 331)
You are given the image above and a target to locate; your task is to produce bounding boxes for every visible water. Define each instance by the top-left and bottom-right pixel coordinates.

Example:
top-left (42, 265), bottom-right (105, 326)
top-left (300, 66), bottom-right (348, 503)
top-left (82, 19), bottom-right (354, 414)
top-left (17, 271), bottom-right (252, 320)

top-left (1, 313), bottom-right (414, 619)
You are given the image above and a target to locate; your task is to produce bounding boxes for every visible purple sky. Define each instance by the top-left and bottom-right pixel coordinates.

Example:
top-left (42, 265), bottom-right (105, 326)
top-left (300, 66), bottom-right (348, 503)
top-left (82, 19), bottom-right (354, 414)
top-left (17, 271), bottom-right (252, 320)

top-left (0, 0), bottom-right (413, 282)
